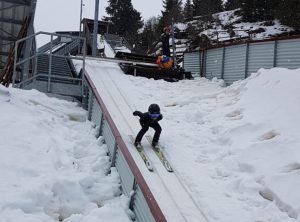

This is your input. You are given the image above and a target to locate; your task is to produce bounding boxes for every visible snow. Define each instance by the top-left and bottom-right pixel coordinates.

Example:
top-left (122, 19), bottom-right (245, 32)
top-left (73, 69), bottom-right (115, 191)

top-left (0, 86), bottom-right (132, 222)
top-left (133, 68), bottom-right (300, 222)
top-left (97, 34), bottom-right (131, 58)
top-left (1, 53), bottom-right (300, 222)
top-left (7, 1), bottom-right (299, 221)
top-left (97, 34), bottom-right (115, 58)
top-left (85, 61), bottom-right (300, 222)
top-left (175, 22), bottom-right (188, 31)
top-left (114, 46), bottom-right (131, 54)
top-left (184, 9), bottom-right (293, 44)
top-left (85, 60), bottom-right (207, 222)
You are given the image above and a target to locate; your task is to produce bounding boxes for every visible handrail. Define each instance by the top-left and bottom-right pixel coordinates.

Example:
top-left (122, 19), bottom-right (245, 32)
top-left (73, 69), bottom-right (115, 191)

top-left (55, 39), bottom-right (81, 55)
top-left (85, 56), bottom-right (158, 67)
top-left (38, 37), bottom-right (61, 53)
top-left (12, 31), bottom-right (86, 91)
top-left (15, 31), bottom-right (86, 45)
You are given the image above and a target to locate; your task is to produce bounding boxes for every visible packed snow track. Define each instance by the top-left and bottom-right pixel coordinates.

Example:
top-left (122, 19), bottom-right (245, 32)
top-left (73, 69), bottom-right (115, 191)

top-left (85, 59), bottom-right (208, 222)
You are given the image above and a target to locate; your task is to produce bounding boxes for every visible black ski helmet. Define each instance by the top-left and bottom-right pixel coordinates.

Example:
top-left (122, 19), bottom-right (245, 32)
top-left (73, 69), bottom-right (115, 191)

top-left (148, 104), bottom-right (160, 114)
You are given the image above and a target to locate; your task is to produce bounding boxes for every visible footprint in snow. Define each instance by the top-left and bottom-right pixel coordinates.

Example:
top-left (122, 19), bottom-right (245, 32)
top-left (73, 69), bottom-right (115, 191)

top-left (226, 109), bottom-right (243, 120)
top-left (258, 130), bottom-right (279, 141)
top-left (280, 163), bottom-right (300, 173)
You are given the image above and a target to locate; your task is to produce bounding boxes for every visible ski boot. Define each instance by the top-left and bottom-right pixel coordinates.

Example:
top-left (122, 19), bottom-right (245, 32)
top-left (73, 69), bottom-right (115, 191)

top-left (152, 141), bottom-right (159, 150)
top-left (134, 141), bottom-right (142, 150)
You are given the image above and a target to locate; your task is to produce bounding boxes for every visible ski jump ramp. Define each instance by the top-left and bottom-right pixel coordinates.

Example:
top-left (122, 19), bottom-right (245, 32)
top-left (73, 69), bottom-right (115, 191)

top-left (84, 59), bottom-right (207, 222)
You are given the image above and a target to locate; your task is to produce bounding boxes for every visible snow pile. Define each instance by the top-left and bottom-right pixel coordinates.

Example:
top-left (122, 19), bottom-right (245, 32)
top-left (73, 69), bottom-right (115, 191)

top-left (124, 67), bottom-right (300, 222)
top-left (0, 84), bottom-right (10, 102)
top-left (0, 88), bottom-right (131, 222)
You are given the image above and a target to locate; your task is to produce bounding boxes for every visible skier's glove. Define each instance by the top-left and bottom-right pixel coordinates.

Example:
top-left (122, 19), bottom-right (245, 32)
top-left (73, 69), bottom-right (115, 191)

top-left (133, 111), bottom-right (139, 116)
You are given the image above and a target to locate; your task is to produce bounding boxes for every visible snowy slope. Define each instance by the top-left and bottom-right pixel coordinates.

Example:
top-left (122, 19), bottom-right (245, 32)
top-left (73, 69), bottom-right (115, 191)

top-left (85, 60), bottom-right (300, 222)
top-left (0, 86), bottom-right (132, 222)
top-left (1, 61), bottom-right (299, 221)
top-left (85, 60), bottom-right (207, 222)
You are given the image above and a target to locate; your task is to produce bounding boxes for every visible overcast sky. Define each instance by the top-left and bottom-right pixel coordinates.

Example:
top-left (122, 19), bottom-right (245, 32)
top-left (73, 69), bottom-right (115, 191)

top-left (35, 0), bottom-right (165, 33)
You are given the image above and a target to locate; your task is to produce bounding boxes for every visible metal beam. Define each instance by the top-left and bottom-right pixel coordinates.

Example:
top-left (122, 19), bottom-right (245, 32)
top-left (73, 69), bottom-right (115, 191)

top-left (0, 0), bottom-right (32, 6)
top-left (92, 0), bottom-right (99, 56)
top-left (0, 51), bottom-right (9, 56)
top-left (0, 34), bottom-right (16, 41)
top-left (0, 26), bottom-right (17, 38)
top-left (0, 59), bottom-right (7, 65)
top-left (0, 17), bottom-right (23, 25)
top-left (85, 56), bottom-right (158, 67)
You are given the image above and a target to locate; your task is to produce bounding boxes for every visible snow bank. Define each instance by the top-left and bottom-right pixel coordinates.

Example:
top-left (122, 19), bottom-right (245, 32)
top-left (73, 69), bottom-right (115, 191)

top-left (122, 67), bottom-right (300, 222)
top-left (0, 87), bottom-right (131, 222)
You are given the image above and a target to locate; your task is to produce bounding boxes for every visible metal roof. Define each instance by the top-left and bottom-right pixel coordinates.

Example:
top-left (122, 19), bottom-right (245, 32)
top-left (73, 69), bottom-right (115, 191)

top-left (0, 0), bottom-right (36, 73)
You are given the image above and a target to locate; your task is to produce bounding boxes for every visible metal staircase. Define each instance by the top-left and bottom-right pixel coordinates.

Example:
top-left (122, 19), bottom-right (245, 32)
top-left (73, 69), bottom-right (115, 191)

top-left (13, 31), bottom-right (86, 100)
top-left (36, 54), bottom-right (76, 83)
top-left (54, 39), bottom-right (81, 55)
top-left (37, 37), bottom-right (62, 53)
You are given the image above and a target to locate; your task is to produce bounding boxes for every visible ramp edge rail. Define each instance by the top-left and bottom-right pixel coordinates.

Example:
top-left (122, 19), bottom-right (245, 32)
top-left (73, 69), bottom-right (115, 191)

top-left (84, 72), bottom-right (167, 222)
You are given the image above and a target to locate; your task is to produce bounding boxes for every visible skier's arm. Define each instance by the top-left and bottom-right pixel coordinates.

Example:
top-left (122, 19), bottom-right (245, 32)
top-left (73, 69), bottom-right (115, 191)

top-left (133, 111), bottom-right (143, 117)
top-left (157, 114), bottom-right (163, 121)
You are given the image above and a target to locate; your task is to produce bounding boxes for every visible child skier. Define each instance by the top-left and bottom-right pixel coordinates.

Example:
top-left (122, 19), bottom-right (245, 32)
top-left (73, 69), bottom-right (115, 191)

top-left (133, 104), bottom-right (163, 149)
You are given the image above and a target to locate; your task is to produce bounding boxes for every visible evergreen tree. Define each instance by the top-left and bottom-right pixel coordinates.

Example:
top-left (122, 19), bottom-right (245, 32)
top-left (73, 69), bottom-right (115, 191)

top-left (224, 0), bottom-right (242, 11)
top-left (275, 0), bottom-right (300, 30)
top-left (159, 0), bottom-right (184, 29)
top-left (193, 0), bottom-right (208, 16)
top-left (105, 0), bottom-right (143, 44)
top-left (256, 0), bottom-right (278, 21)
top-left (183, 0), bottom-right (194, 20)
top-left (240, 0), bottom-right (257, 21)
top-left (138, 17), bottom-right (160, 53)
top-left (211, 0), bottom-right (223, 13)
top-left (193, 0), bottom-right (223, 17)
top-left (240, 0), bottom-right (278, 22)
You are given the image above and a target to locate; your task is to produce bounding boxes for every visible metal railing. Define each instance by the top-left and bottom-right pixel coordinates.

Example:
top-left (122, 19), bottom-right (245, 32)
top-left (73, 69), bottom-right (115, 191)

top-left (37, 37), bottom-right (61, 53)
top-left (12, 31), bottom-right (86, 95)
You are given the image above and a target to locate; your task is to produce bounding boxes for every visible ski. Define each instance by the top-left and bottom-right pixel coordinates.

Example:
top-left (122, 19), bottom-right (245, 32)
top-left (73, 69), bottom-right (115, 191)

top-left (171, 18), bottom-right (177, 69)
top-left (129, 135), bottom-right (153, 172)
top-left (145, 135), bottom-right (173, 172)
